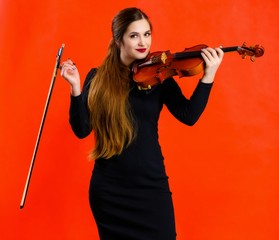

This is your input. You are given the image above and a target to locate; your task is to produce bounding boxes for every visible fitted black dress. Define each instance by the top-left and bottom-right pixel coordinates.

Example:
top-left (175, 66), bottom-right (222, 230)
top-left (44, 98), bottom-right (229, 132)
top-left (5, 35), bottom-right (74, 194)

top-left (69, 68), bottom-right (213, 240)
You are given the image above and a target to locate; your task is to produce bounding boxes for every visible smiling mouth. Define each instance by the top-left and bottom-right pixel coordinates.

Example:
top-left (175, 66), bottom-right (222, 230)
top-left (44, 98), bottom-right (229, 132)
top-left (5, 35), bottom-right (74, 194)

top-left (136, 48), bottom-right (147, 53)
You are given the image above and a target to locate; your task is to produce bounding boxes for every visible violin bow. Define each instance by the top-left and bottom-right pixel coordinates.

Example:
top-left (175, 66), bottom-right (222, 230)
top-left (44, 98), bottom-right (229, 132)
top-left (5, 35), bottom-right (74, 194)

top-left (20, 44), bottom-right (65, 209)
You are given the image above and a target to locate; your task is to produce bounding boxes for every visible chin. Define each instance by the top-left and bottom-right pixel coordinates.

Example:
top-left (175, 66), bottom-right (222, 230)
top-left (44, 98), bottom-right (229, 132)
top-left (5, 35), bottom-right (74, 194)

top-left (136, 53), bottom-right (149, 60)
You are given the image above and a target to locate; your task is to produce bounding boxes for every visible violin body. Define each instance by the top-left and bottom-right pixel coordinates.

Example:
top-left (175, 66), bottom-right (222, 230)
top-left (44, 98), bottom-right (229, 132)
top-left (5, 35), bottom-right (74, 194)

top-left (132, 43), bottom-right (264, 90)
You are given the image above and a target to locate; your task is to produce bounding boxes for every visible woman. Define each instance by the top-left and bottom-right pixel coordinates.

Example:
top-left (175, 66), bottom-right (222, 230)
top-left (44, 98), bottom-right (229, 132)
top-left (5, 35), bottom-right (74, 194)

top-left (61, 7), bottom-right (223, 240)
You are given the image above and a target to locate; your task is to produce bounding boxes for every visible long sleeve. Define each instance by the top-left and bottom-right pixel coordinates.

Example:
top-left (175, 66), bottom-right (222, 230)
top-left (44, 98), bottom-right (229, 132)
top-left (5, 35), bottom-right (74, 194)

top-left (69, 68), bottom-right (96, 138)
top-left (162, 77), bottom-right (213, 126)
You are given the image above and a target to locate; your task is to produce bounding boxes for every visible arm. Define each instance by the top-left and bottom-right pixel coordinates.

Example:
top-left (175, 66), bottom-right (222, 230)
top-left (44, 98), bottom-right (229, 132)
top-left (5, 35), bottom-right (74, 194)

top-left (162, 47), bottom-right (223, 125)
top-left (162, 78), bottom-right (213, 126)
top-left (68, 69), bottom-right (96, 138)
top-left (61, 59), bottom-right (95, 138)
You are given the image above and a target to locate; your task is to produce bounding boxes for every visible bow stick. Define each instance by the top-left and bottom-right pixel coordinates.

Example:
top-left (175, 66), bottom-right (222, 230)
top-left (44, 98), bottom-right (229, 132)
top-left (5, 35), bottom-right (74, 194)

top-left (20, 44), bottom-right (65, 209)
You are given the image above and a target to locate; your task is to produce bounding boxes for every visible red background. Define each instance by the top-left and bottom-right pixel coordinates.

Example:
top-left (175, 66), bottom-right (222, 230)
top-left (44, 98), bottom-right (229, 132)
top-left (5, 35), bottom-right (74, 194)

top-left (0, 0), bottom-right (278, 239)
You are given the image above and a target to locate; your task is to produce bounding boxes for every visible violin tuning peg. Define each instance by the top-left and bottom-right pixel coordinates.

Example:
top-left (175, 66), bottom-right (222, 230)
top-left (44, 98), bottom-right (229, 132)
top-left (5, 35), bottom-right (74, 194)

top-left (250, 55), bottom-right (256, 62)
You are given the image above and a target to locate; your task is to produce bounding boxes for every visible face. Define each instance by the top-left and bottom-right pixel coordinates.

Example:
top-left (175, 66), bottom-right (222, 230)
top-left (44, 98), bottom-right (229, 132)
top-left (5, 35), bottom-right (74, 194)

top-left (119, 19), bottom-right (152, 66)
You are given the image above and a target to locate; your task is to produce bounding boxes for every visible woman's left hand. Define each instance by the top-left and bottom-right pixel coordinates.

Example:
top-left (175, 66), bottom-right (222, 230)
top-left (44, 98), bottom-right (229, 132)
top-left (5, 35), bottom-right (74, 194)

top-left (200, 47), bottom-right (224, 83)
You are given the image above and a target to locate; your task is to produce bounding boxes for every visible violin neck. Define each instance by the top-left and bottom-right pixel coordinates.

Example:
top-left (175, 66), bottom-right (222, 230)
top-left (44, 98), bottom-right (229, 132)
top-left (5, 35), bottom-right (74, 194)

top-left (174, 46), bottom-right (241, 60)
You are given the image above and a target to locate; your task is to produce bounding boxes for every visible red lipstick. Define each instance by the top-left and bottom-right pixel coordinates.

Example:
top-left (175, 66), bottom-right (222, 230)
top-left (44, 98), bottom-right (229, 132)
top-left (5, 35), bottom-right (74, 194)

top-left (136, 48), bottom-right (146, 53)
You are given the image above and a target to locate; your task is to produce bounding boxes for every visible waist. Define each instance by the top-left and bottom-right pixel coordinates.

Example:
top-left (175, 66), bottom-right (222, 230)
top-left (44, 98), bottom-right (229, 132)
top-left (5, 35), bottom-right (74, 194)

top-left (93, 160), bottom-right (169, 190)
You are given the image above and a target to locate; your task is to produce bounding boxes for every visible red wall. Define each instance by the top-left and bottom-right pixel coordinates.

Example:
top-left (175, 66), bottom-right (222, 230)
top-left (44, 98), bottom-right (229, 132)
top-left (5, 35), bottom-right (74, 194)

top-left (1, 0), bottom-right (278, 239)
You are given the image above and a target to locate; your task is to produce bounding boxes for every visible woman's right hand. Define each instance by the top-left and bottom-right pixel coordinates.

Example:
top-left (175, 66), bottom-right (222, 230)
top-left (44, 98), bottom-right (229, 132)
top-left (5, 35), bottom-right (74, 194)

top-left (60, 58), bottom-right (81, 96)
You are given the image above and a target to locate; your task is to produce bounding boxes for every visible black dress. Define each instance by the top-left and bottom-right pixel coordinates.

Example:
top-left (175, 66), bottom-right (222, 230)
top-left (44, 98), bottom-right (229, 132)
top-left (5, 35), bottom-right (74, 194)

top-left (69, 68), bottom-right (213, 240)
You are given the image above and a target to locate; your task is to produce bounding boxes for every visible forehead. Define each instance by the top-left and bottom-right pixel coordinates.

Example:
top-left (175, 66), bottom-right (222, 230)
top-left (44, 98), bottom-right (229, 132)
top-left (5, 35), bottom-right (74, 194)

top-left (125, 19), bottom-right (151, 34)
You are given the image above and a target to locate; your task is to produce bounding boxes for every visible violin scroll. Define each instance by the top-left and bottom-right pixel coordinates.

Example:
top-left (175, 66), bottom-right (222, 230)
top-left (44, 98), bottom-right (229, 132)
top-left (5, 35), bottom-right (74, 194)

top-left (237, 43), bottom-right (265, 62)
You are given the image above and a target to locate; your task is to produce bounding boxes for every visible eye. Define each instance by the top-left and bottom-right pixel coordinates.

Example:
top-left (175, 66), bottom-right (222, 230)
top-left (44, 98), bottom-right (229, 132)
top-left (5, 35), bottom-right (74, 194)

top-left (144, 31), bottom-right (151, 37)
top-left (129, 33), bottom-right (138, 38)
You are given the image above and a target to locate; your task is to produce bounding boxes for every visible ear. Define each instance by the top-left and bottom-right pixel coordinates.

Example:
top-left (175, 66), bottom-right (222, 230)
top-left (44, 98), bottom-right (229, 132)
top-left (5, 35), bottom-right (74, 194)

top-left (115, 40), bottom-right (120, 47)
top-left (115, 39), bottom-right (124, 48)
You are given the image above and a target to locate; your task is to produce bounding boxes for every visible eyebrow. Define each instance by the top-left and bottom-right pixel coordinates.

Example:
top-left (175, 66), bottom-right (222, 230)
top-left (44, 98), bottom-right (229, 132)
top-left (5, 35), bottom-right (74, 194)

top-left (129, 30), bottom-right (151, 35)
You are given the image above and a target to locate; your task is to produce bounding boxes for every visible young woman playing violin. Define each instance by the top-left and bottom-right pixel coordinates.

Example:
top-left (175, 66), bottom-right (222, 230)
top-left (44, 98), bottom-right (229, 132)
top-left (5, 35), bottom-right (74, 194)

top-left (61, 7), bottom-right (223, 240)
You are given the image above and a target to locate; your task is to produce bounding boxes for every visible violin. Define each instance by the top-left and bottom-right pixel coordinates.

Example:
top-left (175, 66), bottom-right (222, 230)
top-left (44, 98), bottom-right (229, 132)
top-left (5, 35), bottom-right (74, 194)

top-left (132, 43), bottom-right (264, 90)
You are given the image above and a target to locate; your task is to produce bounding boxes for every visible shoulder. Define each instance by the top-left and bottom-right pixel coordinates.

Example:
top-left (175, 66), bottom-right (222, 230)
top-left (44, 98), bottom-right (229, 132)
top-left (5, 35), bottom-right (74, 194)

top-left (86, 68), bottom-right (97, 79)
top-left (82, 68), bottom-right (97, 91)
top-left (79, 68), bottom-right (98, 102)
top-left (84, 68), bottom-right (97, 84)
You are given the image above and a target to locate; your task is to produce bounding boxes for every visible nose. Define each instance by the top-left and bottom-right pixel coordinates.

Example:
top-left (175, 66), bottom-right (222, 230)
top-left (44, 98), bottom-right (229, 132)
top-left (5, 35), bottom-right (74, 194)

top-left (138, 35), bottom-right (145, 46)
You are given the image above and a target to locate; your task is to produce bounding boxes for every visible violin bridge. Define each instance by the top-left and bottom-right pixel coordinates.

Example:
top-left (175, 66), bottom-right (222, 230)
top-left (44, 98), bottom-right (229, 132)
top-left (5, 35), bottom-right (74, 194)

top-left (161, 52), bottom-right (167, 64)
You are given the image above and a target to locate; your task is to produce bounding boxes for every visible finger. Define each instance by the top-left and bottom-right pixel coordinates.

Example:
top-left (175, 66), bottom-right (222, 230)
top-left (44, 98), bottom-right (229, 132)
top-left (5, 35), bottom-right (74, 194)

top-left (201, 49), bottom-right (215, 65)
top-left (60, 58), bottom-right (76, 69)
top-left (60, 66), bottom-right (65, 76)
top-left (66, 58), bottom-right (77, 69)
top-left (201, 48), bottom-right (215, 61)
top-left (203, 48), bottom-right (223, 65)
top-left (207, 48), bottom-right (219, 59)
top-left (65, 58), bottom-right (73, 64)
top-left (215, 47), bottom-right (224, 60)
top-left (200, 51), bottom-right (212, 67)
top-left (60, 62), bottom-right (76, 71)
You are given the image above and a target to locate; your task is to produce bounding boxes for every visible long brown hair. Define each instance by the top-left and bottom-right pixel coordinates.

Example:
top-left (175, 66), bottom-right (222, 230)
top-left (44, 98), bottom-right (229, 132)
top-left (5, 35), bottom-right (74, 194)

top-left (88, 8), bottom-right (152, 159)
